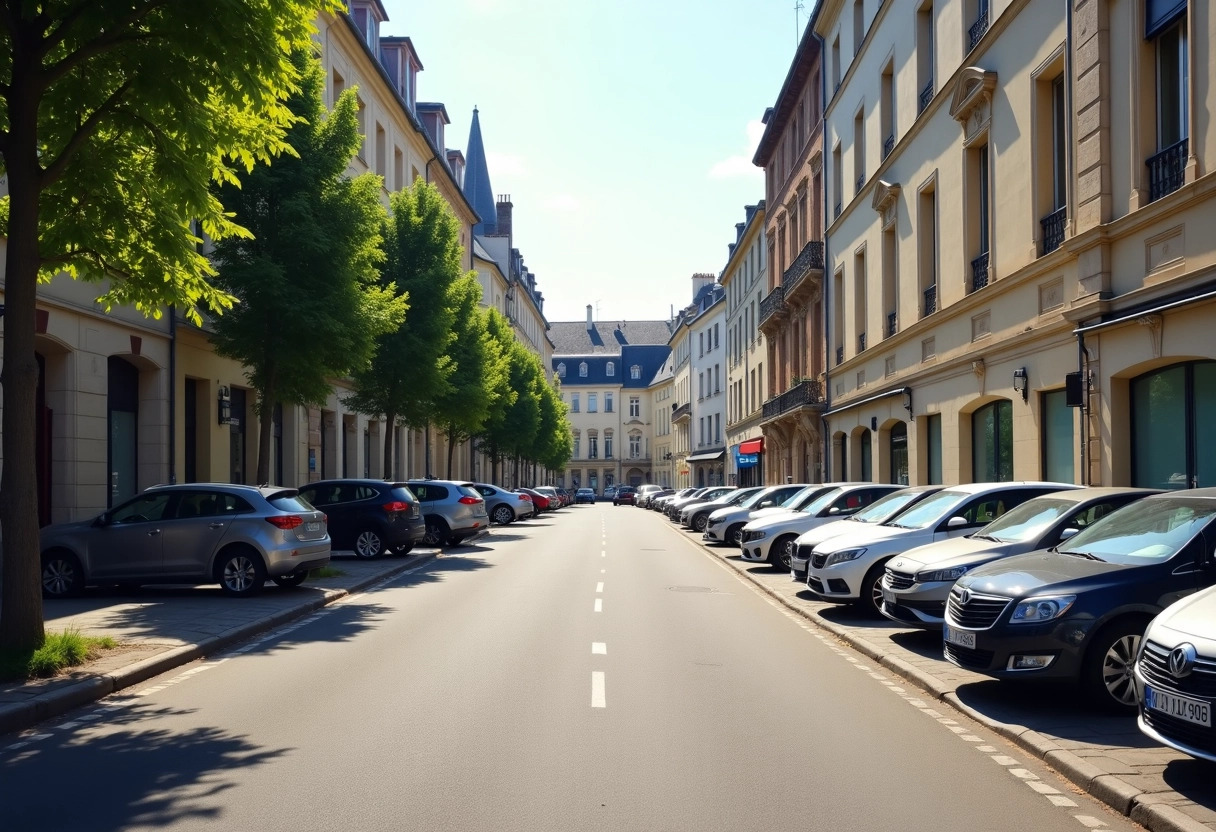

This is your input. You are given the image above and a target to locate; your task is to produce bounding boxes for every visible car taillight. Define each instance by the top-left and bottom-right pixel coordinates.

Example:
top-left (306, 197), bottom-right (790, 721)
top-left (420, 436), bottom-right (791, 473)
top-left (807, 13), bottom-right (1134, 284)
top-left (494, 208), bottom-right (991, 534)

top-left (518, 494), bottom-right (533, 501)
top-left (382, 501), bottom-right (411, 513)
top-left (266, 515), bottom-right (304, 530)
top-left (458, 496), bottom-right (481, 505)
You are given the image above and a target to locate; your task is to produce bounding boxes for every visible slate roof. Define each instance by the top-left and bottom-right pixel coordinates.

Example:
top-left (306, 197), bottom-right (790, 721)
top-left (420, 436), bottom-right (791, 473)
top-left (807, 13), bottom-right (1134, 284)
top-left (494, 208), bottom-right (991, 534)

top-left (553, 344), bottom-right (671, 388)
top-left (549, 319), bottom-right (673, 356)
top-left (463, 108), bottom-right (497, 236)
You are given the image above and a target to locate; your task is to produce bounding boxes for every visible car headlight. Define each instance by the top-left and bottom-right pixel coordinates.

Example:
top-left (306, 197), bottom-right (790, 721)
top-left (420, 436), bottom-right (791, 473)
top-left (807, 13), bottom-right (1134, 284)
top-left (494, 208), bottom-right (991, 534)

top-left (823, 548), bottom-right (867, 567)
top-left (1009, 595), bottom-right (1076, 624)
top-left (707, 518), bottom-right (721, 527)
top-left (916, 565), bottom-right (972, 583)
top-left (748, 530), bottom-right (767, 541)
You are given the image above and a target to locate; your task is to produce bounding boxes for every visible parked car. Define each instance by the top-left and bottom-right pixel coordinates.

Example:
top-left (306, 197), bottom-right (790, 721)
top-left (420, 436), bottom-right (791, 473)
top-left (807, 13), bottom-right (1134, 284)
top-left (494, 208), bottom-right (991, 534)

top-left (703, 484), bottom-right (810, 546)
top-left (554, 487), bottom-right (573, 507)
top-left (603, 485), bottom-right (618, 502)
top-left (407, 479), bottom-right (491, 548)
top-left (683, 487), bottom-right (764, 532)
top-left (881, 487), bottom-right (1156, 629)
top-left (534, 486), bottom-right (563, 509)
top-left (678, 487), bottom-right (741, 525)
top-left (40, 484), bottom-right (330, 598)
top-left (613, 485), bottom-right (637, 506)
top-left (516, 487), bottom-right (552, 512)
top-left (790, 486), bottom-right (946, 582)
top-left (473, 483), bottom-right (536, 525)
top-left (668, 486), bottom-right (732, 520)
top-left (740, 484), bottom-right (903, 569)
top-left (1135, 583), bottom-right (1216, 761)
top-left (807, 481), bottom-right (1076, 615)
top-left (640, 487), bottom-right (674, 508)
top-left (575, 487), bottom-right (596, 504)
top-left (635, 484), bottom-right (664, 507)
top-left (653, 488), bottom-right (698, 513)
top-left (945, 489), bottom-right (1216, 711)
top-left (298, 479), bottom-right (424, 558)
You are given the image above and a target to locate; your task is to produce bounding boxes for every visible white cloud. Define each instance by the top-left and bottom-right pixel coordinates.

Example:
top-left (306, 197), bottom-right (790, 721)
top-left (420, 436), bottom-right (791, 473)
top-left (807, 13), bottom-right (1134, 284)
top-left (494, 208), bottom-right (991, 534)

top-left (486, 151), bottom-right (527, 179)
top-left (708, 120), bottom-right (767, 180)
top-left (544, 193), bottom-right (581, 211)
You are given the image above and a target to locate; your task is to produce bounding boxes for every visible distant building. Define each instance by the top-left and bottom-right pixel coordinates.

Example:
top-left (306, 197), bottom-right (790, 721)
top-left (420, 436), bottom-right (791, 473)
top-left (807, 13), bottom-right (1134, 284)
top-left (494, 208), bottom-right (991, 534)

top-left (722, 203), bottom-right (769, 486)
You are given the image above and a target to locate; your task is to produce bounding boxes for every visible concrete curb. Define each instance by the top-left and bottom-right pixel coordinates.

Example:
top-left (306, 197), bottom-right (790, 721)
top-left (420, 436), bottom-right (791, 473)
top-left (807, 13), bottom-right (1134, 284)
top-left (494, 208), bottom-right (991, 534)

top-left (696, 539), bottom-right (1210, 832)
top-left (0, 552), bottom-right (439, 736)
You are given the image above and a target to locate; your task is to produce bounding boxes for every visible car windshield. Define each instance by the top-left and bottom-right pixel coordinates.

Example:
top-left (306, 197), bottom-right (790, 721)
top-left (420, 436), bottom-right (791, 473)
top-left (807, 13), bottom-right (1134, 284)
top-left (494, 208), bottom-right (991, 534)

top-left (802, 487), bottom-right (845, 515)
top-left (850, 489), bottom-right (933, 523)
top-left (740, 489), bottom-right (777, 509)
top-left (725, 488), bottom-right (758, 506)
top-left (782, 486), bottom-right (819, 509)
top-left (882, 489), bottom-right (970, 530)
top-left (268, 493), bottom-right (314, 513)
top-left (458, 486), bottom-right (483, 500)
top-left (390, 487), bottom-right (419, 504)
top-left (977, 497), bottom-right (1075, 543)
top-left (1057, 497), bottom-right (1216, 565)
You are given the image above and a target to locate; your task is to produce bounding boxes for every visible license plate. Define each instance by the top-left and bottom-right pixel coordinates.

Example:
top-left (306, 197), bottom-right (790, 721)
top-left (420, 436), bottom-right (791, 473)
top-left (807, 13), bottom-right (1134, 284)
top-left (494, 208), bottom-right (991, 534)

top-left (882, 588), bottom-right (896, 607)
top-left (944, 626), bottom-right (976, 650)
top-left (1145, 685), bottom-right (1212, 727)
top-left (304, 521), bottom-right (321, 532)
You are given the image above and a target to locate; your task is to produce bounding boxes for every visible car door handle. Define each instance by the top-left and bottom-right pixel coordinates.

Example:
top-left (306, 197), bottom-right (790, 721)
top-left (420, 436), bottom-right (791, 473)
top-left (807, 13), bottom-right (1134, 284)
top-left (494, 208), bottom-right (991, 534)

top-left (209, 522), bottom-right (225, 529)
top-left (148, 529), bottom-right (161, 536)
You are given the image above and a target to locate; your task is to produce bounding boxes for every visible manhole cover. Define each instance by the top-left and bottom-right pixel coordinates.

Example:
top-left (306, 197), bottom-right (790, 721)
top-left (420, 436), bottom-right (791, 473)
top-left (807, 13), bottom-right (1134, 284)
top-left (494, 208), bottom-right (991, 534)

top-left (668, 586), bottom-right (715, 593)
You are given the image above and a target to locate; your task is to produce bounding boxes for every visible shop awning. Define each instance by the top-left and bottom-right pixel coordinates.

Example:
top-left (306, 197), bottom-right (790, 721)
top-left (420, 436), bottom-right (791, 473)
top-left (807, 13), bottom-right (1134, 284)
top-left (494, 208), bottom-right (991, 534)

top-left (686, 450), bottom-right (725, 463)
top-left (738, 438), bottom-right (764, 455)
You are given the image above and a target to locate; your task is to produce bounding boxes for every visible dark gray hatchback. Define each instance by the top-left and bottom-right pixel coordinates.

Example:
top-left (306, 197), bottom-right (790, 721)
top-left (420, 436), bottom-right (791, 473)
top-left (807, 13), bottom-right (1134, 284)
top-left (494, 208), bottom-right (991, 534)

top-left (942, 490), bottom-right (1216, 711)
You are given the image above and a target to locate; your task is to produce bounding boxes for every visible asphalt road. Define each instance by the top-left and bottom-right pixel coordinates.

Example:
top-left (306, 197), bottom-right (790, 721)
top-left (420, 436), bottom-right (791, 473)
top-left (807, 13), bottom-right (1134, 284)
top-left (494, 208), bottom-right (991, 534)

top-left (0, 504), bottom-right (1144, 831)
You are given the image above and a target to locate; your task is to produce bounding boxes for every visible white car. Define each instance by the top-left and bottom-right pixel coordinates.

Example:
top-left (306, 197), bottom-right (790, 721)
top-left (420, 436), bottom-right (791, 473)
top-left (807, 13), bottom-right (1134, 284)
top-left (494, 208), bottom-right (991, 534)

top-left (805, 481), bottom-right (1077, 615)
top-left (652, 487), bottom-right (698, 512)
top-left (681, 487), bottom-right (764, 532)
top-left (670, 486), bottom-right (735, 521)
top-left (880, 487), bottom-right (1155, 629)
top-left (1135, 584), bottom-right (1216, 762)
top-left (739, 484), bottom-right (904, 568)
top-left (701, 484), bottom-right (811, 545)
top-left (663, 487), bottom-right (716, 518)
top-left (789, 486), bottom-right (945, 582)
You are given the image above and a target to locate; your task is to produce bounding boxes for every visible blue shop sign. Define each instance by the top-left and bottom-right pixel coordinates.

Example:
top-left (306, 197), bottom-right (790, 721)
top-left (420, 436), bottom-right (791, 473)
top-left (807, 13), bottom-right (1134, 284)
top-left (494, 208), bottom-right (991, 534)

top-left (736, 453), bottom-right (759, 468)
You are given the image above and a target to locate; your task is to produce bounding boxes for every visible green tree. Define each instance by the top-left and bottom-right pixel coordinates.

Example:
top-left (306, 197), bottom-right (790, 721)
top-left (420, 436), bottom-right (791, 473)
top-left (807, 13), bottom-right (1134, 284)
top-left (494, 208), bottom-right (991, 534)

top-left (209, 51), bottom-right (406, 484)
top-left (346, 179), bottom-right (464, 477)
top-left (0, 1), bottom-right (336, 652)
top-left (531, 378), bottom-right (572, 476)
top-left (475, 309), bottom-right (519, 483)
top-left (434, 275), bottom-right (505, 477)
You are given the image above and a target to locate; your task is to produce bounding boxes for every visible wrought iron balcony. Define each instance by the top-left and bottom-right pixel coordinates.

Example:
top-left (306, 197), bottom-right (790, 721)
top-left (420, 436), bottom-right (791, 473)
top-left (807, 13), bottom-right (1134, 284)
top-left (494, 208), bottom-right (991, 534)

top-left (1147, 138), bottom-right (1188, 202)
top-left (1040, 206), bottom-right (1066, 255)
top-left (782, 240), bottom-right (824, 300)
top-left (761, 379), bottom-right (827, 421)
top-left (856, 173), bottom-right (866, 193)
top-left (971, 251), bottom-right (990, 292)
top-left (883, 134), bottom-right (895, 159)
top-left (759, 284), bottom-right (787, 329)
top-left (968, 11), bottom-right (989, 50)
top-left (858, 332), bottom-right (867, 352)
top-left (835, 345), bottom-right (844, 366)
top-left (886, 312), bottom-right (897, 337)
top-left (834, 201), bottom-right (842, 219)
top-left (919, 78), bottom-right (934, 114)
top-left (923, 284), bottom-right (937, 317)
top-left (671, 402), bottom-right (691, 422)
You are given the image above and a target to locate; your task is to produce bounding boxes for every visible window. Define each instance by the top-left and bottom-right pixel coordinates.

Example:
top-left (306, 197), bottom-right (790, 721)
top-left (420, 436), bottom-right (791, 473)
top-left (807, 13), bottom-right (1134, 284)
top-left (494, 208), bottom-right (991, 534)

top-left (859, 429), bottom-right (872, 481)
top-left (918, 183), bottom-right (938, 317)
top-left (831, 35), bottom-right (841, 93)
top-left (557, 362), bottom-right (566, 378)
top-left (1037, 71), bottom-right (1069, 255)
top-left (1148, 12), bottom-right (1188, 201)
top-left (714, 414), bottom-right (721, 444)
top-left (579, 362), bottom-right (588, 377)
top-left (715, 365), bottom-right (721, 394)
top-left (630, 434), bottom-right (642, 458)
top-left (854, 250), bottom-right (867, 354)
top-left (700, 332), bottom-right (705, 356)
top-left (832, 144), bottom-right (843, 218)
top-left (631, 365), bottom-right (641, 380)
top-left (854, 109), bottom-right (865, 195)
top-left (714, 323), bottom-right (720, 349)
top-left (917, 1), bottom-right (934, 113)
top-left (881, 62), bottom-right (895, 158)
top-left (926, 413), bottom-right (943, 484)
top-left (606, 362), bottom-right (615, 377)
top-left (882, 227), bottom-right (897, 338)
top-left (629, 397), bottom-right (640, 418)
top-left (968, 144), bottom-right (991, 292)
top-left (699, 417), bottom-right (705, 446)
top-left (889, 423), bottom-right (909, 485)
top-left (605, 393), bottom-right (614, 413)
top-left (1042, 389), bottom-right (1074, 483)
top-left (589, 436), bottom-right (599, 459)
top-left (605, 435), bottom-right (613, 458)
top-left (1132, 361), bottom-right (1215, 489)
top-left (588, 393), bottom-right (598, 413)
top-left (570, 393), bottom-right (580, 413)
top-left (853, 0), bottom-right (865, 54)
top-left (972, 399), bottom-right (1014, 482)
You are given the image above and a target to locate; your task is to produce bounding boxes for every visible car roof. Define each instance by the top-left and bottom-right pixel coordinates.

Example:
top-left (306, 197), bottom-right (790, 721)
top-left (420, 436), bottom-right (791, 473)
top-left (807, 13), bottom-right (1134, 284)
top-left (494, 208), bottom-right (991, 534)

top-left (1147, 487), bottom-right (1216, 500)
top-left (147, 483), bottom-right (294, 498)
top-left (1025, 486), bottom-right (1163, 503)
top-left (934, 481), bottom-right (1080, 494)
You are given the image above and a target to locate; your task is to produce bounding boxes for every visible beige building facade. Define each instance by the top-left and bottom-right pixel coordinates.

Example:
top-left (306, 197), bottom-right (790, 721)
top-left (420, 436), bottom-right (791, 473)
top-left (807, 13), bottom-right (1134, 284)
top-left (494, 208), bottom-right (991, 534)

top-left (723, 203), bottom-right (770, 486)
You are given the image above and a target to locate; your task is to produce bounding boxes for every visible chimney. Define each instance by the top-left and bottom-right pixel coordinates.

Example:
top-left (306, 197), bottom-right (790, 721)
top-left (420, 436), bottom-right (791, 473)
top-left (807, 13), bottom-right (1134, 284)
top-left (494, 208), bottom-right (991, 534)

top-left (691, 272), bottom-right (716, 302)
top-left (586, 304), bottom-right (594, 329)
top-left (494, 194), bottom-right (513, 240)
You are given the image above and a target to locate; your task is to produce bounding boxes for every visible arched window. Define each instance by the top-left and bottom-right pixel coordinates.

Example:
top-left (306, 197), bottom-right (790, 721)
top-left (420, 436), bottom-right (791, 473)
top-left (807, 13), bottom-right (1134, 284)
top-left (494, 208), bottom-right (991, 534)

top-left (1132, 361), bottom-right (1216, 488)
top-left (557, 362), bottom-right (566, 378)
top-left (973, 399), bottom-right (1014, 482)
top-left (579, 362), bottom-right (588, 377)
top-left (631, 365), bottom-right (641, 380)
top-left (606, 362), bottom-right (615, 377)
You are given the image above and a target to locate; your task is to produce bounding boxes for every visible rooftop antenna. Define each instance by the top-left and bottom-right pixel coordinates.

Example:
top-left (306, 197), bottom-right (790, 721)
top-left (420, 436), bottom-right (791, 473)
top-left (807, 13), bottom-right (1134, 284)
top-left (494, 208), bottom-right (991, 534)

top-left (795, 0), bottom-right (805, 44)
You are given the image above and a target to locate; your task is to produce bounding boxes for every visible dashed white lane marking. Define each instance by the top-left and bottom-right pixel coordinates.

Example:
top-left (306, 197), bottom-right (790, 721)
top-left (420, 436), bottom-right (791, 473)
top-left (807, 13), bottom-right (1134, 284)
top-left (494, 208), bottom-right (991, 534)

top-left (592, 643), bottom-right (607, 654)
top-left (1028, 782), bottom-right (1062, 795)
top-left (601, 551), bottom-right (606, 558)
top-left (992, 755), bottom-right (1020, 766)
top-left (596, 582), bottom-right (604, 593)
top-left (594, 598), bottom-right (603, 612)
top-left (1074, 817), bottom-right (1108, 829)
top-left (601, 569), bottom-right (606, 574)
top-left (1049, 795), bottom-right (1079, 808)
top-left (591, 672), bottom-right (606, 708)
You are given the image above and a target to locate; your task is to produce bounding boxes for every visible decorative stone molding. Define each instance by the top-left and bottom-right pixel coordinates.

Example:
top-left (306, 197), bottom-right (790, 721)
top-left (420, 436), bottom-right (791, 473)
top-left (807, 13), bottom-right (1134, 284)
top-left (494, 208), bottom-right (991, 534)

top-left (871, 181), bottom-right (901, 230)
top-left (808, 149), bottom-right (823, 175)
top-left (1137, 313), bottom-right (1163, 358)
top-left (971, 358), bottom-right (986, 378)
top-left (949, 67), bottom-right (997, 147)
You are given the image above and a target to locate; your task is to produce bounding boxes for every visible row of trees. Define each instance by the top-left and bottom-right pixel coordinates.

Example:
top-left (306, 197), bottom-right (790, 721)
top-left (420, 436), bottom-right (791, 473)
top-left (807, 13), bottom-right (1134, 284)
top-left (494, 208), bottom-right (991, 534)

top-left (0, 5), bottom-right (568, 652)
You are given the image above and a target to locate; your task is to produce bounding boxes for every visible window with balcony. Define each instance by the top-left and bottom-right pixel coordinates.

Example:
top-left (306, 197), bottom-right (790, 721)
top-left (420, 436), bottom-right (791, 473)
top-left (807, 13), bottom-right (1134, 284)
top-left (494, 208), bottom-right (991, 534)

top-left (968, 0), bottom-right (990, 51)
top-left (917, 1), bottom-right (934, 114)
top-left (918, 183), bottom-right (938, 317)
top-left (968, 144), bottom-right (991, 292)
top-left (854, 109), bottom-right (866, 195)
top-left (881, 62), bottom-right (895, 159)
top-left (853, 0), bottom-right (865, 55)
top-left (1147, 11), bottom-right (1188, 202)
top-left (882, 227), bottom-right (897, 338)
top-left (1037, 69), bottom-right (1068, 255)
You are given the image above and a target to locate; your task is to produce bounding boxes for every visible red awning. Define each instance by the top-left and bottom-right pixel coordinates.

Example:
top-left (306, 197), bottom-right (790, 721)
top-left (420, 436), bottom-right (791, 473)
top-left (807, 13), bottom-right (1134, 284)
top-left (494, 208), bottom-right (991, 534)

top-left (739, 438), bottom-right (764, 454)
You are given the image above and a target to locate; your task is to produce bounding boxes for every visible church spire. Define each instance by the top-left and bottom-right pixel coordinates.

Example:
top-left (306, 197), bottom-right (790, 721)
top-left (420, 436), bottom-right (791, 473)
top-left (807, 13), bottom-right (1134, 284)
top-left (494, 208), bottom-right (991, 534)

top-left (464, 106), bottom-right (497, 235)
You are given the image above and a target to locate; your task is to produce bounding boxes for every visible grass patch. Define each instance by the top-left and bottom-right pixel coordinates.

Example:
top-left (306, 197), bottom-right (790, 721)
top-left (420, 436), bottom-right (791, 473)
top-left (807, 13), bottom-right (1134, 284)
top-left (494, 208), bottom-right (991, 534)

top-left (0, 628), bottom-right (119, 682)
top-left (309, 566), bottom-right (344, 579)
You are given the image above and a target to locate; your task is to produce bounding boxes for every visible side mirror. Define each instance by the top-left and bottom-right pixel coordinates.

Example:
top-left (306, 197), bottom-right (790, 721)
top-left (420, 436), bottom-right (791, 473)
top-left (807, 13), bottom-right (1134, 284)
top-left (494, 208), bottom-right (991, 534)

top-left (946, 516), bottom-right (970, 529)
top-left (759, 500), bottom-right (774, 508)
top-left (94, 513), bottom-right (110, 528)
top-left (1059, 527), bottom-right (1080, 541)
top-left (828, 506), bottom-right (841, 515)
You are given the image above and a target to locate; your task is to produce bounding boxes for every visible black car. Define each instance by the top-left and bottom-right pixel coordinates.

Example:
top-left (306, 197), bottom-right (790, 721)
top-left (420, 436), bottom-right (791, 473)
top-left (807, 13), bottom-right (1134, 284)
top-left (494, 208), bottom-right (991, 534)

top-left (298, 480), bottom-right (425, 558)
top-left (942, 490), bottom-right (1216, 711)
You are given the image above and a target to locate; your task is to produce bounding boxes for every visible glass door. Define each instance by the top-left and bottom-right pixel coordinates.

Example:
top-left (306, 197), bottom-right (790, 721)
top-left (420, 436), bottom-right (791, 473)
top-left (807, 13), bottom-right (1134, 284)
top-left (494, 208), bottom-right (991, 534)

top-left (107, 357), bottom-right (139, 506)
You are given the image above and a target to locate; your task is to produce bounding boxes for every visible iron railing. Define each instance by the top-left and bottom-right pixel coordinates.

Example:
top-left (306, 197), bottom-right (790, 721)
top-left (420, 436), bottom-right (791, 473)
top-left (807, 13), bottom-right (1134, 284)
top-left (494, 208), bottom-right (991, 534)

top-left (1147, 138), bottom-right (1188, 202)
top-left (782, 240), bottom-right (825, 296)
top-left (1040, 207), bottom-right (1066, 255)
top-left (857, 173), bottom-right (866, 193)
top-left (919, 78), bottom-right (934, 114)
top-left (672, 402), bottom-right (691, 421)
top-left (761, 379), bottom-right (826, 420)
top-left (971, 251), bottom-right (990, 291)
top-left (883, 134), bottom-right (895, 159)
top-left (968, 10), bottom-right (989, 51)
top-left (836, 345), bottom-right (844, 366)
top-left (759, 284), bottom-right (786, 327)
top-left (858, 332), bottom-right (867, 352)
top-left (886, 312), bottom-right (897, 337)
top-left (834, 201), bottom-right (842, 219)
top-left (923, 284), bottom-right (937, 316)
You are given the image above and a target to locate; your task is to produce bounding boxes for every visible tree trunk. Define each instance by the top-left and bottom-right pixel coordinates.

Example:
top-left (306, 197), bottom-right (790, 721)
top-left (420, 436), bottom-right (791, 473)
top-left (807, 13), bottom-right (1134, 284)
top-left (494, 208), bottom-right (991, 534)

top-left (446, 426), bottom-right (456, 479)
top-left (382, 410), bottom-right (396, 480)
top-left (0, 63), bottom-right (49, 651)
top-left (256, 397), bottom-right (274, 485)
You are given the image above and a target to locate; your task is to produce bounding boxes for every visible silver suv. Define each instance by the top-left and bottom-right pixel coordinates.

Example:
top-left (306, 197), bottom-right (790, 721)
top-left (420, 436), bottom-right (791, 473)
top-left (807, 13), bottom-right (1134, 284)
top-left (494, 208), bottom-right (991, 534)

top-left (39, 484), bottom-right (330, 598)
top-left (408, 479), bottom-right (491, 548)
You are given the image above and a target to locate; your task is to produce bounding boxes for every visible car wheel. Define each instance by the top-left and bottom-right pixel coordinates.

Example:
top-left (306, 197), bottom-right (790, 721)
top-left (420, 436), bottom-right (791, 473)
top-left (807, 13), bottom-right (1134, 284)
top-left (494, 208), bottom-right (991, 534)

top-left (857, 562), bottom-right (888, 616)
top-left (217, 547), bottom-right (266, 597)
top-left (693, 513), bottom-right (709, 532)
top-left (354, 529), bottom-right (385, 558)
top-left (272, 570), bottom-right (308, 588)
top-left (771, 535), bottom-right (798, 569)
top-left (41, 550), bottom-right (85, 598)
top-left (492, 505), bottom-right (514, 525)
top-left (397, 544), bottom-right (413, 556)
top-left (423, 518), bottom-right (448, 547)
top-left (1082, 618), bottom-right (1147, 712)
top-left (726, 524), bottom-right (745, 546)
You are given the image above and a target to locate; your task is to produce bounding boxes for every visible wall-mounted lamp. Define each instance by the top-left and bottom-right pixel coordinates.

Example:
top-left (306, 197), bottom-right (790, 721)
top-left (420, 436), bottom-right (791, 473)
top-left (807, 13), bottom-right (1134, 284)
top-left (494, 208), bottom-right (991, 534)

top-left (902, 387), bottom-right (913, 418)
top-left (1013, 367), bottom-right (1029, 402)
top-left (217, 385), bottom-right (232, 424)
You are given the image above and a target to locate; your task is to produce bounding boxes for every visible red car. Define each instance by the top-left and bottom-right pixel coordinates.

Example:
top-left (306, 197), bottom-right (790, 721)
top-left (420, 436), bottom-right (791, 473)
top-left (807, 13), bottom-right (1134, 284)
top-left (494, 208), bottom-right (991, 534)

top-left (515, 487), bottom-right (552, 512)
top-left (613, 486), bottom-right (637, 506)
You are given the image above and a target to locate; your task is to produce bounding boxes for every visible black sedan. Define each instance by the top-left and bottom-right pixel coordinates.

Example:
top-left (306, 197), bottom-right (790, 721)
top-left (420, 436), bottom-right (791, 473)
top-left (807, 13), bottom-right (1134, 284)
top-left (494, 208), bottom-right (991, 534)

top-left (941, 489), bottom-right (1216, 711)
top-left (298, 480), bottom-right (425, 558)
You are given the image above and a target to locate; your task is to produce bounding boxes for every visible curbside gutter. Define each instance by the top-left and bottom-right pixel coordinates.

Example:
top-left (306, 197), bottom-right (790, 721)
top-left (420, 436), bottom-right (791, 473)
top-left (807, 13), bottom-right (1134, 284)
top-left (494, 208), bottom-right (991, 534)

top-left (0, 552), bottom-right (439, 737)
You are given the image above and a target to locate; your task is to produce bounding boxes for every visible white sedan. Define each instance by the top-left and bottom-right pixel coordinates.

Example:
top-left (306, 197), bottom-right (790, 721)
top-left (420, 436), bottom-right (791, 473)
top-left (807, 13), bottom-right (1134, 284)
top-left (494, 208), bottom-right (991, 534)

top-left (701, 484), bottom-right (812, 545)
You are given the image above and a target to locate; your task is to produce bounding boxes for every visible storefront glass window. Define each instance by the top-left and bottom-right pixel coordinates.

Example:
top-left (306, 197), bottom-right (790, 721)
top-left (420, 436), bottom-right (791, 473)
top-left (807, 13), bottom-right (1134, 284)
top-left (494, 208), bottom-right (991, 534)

top-left (1042, 390), bottom-right (1074, 483)
top-left (972, 399), bottom-right (1013, 482)
top-left (889, 423), bottom-right (909, 485)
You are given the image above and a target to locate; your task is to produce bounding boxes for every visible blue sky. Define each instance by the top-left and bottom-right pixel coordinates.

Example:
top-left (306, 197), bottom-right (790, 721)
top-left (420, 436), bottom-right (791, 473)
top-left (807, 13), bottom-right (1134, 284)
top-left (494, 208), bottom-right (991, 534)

top-left (382, 0), bottom-right (810, 324)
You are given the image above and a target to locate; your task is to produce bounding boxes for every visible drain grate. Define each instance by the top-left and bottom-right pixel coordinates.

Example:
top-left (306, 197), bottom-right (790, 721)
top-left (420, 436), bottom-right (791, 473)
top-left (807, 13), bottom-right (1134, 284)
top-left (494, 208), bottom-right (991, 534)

top-left (668, 586), bottom-right (715, 593)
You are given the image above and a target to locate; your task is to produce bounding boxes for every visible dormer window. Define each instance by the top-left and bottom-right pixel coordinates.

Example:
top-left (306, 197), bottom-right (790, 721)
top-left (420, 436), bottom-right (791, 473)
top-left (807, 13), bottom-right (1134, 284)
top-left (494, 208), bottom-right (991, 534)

top-left (557, 362), bottom-right (566, 378)
top-left (579, 362), bottom-right (588, 377)
top-left (606, 362), bottom-right (615, 377)
top-left (631, 365), bottom-right (641, 380)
